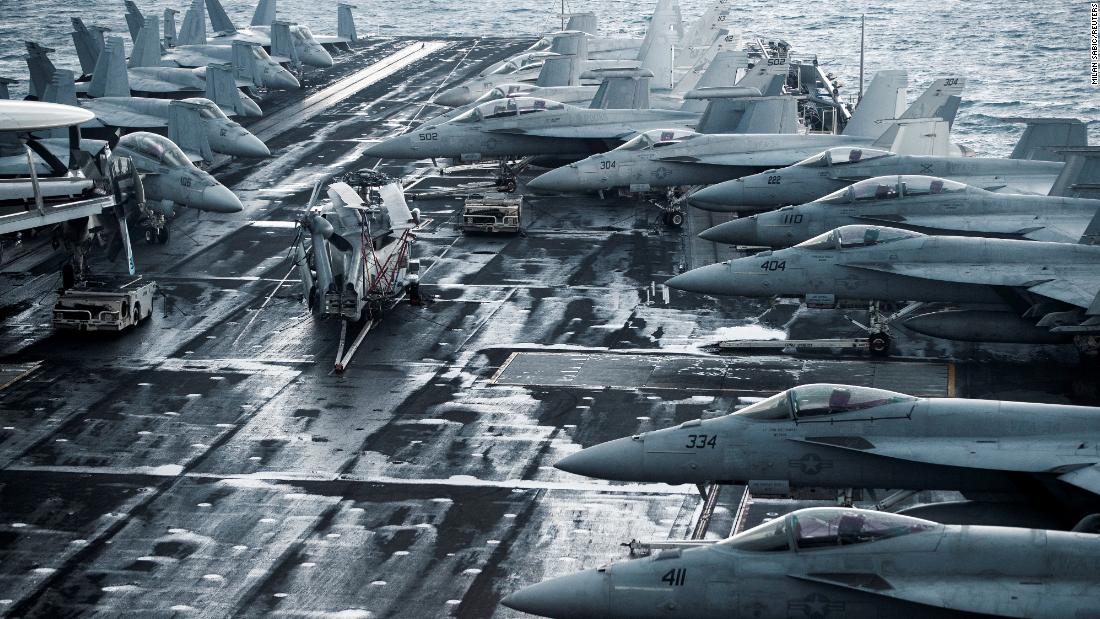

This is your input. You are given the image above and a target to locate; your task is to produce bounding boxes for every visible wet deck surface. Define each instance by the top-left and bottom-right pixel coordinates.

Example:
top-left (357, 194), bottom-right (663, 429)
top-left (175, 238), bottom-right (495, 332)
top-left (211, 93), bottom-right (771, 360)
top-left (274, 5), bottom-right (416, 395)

top-left (0, 36), bottom-right (1098, 618)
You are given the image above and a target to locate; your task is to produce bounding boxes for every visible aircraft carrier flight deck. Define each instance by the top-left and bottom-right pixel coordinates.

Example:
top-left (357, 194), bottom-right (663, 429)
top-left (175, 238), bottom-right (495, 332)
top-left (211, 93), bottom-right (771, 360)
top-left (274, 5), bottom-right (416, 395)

top-left (1, 7), bottom-right (1099, 618)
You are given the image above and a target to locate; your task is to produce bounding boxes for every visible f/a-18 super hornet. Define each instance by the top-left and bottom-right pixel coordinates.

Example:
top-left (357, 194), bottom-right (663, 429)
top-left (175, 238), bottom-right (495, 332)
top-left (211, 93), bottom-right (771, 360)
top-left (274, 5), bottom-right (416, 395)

top-left (201, 0), bottom-right (334, 68)
top-left (666, 199), bottom-right (1100, 354)
top-left (29, 38), bottom-right (270, 160)
top-left (292, 171), bottom-right (421, 322)
top-left (689, 117), bottom-right (1087, 211)
top-left (524, 72), bottom-right (964, 193)
top-left (112, 131), bottom-right (241, 244)
top-left (700, 151), bottom-right (1100, 247)
top-left (125, 0), bottom-right (300, 90)
top-left (310, 2), bottom-right (359, 51)
top-left (69, 17), bottom-right (262, 118)
top-left (556, 383), bottom-right (1100, 529)
top-left (502, 506), bottom-right (1100, 619)
top-left (364, 54), bottom-right (798, 166)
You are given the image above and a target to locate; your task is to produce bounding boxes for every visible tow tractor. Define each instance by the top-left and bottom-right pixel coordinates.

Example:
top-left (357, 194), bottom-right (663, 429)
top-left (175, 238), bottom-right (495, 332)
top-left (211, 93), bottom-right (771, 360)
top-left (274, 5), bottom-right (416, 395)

top-left (461, 193), bottom-right (522, 234)
top-left (53, 277), bottom-right (156, 331)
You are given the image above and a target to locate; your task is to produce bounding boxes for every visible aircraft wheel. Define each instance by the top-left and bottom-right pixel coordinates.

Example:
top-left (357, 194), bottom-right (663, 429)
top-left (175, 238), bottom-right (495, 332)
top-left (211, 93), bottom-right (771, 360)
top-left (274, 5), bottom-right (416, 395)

top-left (668, 212), bottom-right (684, 227)
top-left (145, 229), bottom-right (157, 245)
top-left (133, 302), bottom-right (143, 325)
top-left (501, 180), bottom-right (517, 193)
top-left (157, 227), bottom-right (170, 245)
top-left (869, 333), bottom-right (890, 357)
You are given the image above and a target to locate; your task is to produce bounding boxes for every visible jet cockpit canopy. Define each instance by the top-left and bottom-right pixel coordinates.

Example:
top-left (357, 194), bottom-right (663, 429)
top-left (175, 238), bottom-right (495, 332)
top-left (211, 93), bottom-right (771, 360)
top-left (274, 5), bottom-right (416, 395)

top-left (794, 225), bottom-right (924, 250)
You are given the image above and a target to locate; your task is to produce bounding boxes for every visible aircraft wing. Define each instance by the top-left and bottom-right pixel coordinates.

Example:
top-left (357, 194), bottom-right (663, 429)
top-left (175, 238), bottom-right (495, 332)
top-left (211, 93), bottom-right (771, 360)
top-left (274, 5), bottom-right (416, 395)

top-left (84, 101), bottom-right (166, 128)
top-left (842, 262), bottom-right (1098, 310)
top-left (852, 214), bottom-right (1084, 244)
top-left (128, 74), bottom-right (200, 94)
top-left (792, 436), bottom-right (1098, 473)
top-left (657, 149), bottom-right (818, 168)
top-left (790, 573), bottom-right (1090, 619)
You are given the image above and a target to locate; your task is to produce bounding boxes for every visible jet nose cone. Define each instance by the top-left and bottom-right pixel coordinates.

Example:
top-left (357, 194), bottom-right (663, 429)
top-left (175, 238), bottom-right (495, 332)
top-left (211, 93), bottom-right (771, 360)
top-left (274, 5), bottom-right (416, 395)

top-left (198, 183), bottom-right (243, 213)
top-left (364, 137), bottom-right (413, 160)
top-left (502, 570), bottom-right (610, 618)
top-left (239, 95), bottom-right (263, 118)
top-left (433, 86), bottom-right (472, 107)
top-left (302, 46), bottom-right (334, 68)
top-left (234, 132), bottom-right (271, 158)
top-left (526, 166), bottom-right (578, 193)
top-left (270, 68), bottom-right (301, 90)
top-left (555, 436), bottom-right (645, 481)
top-left (699, 216), bottom-right (757, 245)
top-left (666, 263), bottom-right (727, 295)
top-left (689, 181), bottom-right (741, 212)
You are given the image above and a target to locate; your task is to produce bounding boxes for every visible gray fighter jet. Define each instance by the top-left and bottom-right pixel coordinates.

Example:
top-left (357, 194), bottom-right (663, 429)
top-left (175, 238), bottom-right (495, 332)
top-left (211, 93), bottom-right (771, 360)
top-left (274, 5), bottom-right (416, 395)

top-left (69, 17), bottom-right (263, 118)
top-left (666, 211), bottom-right (1100, 353)
top-left (137, 0), bottom-right (300, 90)
top-left (202, 0), bottom-right (334, 68)
top-left (700, 162), bottom-right (1100, 247)
top-left (556, 383), bottom-right (1100, 528)
top-left (502, 506), bottom-right (1100, 619)
top-left (114, 132), bottom-right (241, 210)
top-left (689, 118), bottom-right (1087, 211)
top-left (30, 38), bottom-right (270, 160)
top-left (524, 73), bottom-right (965, 193)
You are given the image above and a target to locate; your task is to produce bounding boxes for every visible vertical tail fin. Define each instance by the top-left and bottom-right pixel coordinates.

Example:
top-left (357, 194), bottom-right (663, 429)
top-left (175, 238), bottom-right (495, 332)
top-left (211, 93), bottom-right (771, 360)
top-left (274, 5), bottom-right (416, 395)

top-left (0, 77), bottom-right (16, 100)
top-left (565, 12), bottom-right (597, 35)
top-left (870, 119), bottom-right (951, 155)
top-left (44, 69), bottom-right (80, 106)
top-left (24, 42), bottom-right (58, 99)
top-left (70, 18), bottom-right (105, 75)
top-left (205, 0), bottom-right (237, 34)
top-left (639, 30), bottom-right (675, 90)
top-left (232, 41), bottom-right (262, 87)
top-left (539, 32), bottom-right (586, 87)
top-left (168, 100), bottom-right (215, 162)
top-left (129, 15), bottom-right (161, 68)
top-left (204, 63), bottom-right (255, 117)
top-left (1007, 118), bottom-right (1088, 162)
top-left (337, 3), bottom-right (357, 42)
top-left (637, 0), bottom-right (680, 64)
top-left (732, 55), bottom-right (789, 95)
top-left (679, 0), bottom-right (731, 54)
top-left (588, 71), bottom-right (651, 109)
top-left (1047, 146), bottom-right (1100, 200)
top-left (898, 77), bottom-right (965, 125)
top-left (535, 56), bottom-right (577, 87)
top-left (88, 36), bottom-right (131, 98)
top-left (270, 21), bottom-right (300, 66)
top-left (177, 0), bottom-right (208, 46)
top-left (251, 0), bottom-right (276, 26)
top-left (674, 31), bottom-right (745, 96)
top-left (124, 1), bottom-right (145, 42)
top-left (693, 94), bottom-right (798, 134)
top-left (163, 8), bottom-right (178, 47)
top-left (841, 69), bottom-right (907, 138)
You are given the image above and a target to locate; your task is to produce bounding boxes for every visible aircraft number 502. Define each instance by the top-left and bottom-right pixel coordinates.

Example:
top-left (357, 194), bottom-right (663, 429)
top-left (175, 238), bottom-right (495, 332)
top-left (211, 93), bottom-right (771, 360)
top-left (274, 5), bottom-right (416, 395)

top-left (418, 132), bottom-right (438, 141)
top-left (685, 434), bottom-right (717, 449)
top-left (662, 568), bottom-right (687, 586)
top-left (760, 260), bottom-right (786, 271)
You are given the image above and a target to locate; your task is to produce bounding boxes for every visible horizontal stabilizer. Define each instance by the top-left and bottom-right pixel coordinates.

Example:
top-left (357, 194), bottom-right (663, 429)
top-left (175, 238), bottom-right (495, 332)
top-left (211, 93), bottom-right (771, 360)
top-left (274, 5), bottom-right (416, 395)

top-left (1060, 464), bottom-right (1100, 495)
top-left (843, 69), bottom-right (906, 138)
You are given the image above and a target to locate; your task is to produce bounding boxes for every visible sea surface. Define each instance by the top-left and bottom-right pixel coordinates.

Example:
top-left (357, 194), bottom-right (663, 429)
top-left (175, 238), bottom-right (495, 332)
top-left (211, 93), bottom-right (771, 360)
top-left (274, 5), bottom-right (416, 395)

top-left (0, 0), bottom-right (1095, 156)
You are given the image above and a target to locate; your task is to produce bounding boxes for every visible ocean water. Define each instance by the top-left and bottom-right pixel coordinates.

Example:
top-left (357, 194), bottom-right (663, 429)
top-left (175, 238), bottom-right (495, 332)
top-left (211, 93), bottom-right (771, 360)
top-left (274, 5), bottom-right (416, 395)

top-left (0, 0), bottom-right (1095, 156)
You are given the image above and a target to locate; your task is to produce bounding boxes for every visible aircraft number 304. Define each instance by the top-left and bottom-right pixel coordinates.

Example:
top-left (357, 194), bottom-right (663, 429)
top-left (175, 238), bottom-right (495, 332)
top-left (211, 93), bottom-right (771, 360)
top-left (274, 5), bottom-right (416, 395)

top-left (418, 132), bottom-right (439, 141)
top-left (600, 161), bottom-right (617, 170)
top-left (760, 260), bottom-right (786, 271)
top-left (662, 569), bottom-right (687, 586)
top-left (685, 434), bottom-right (717, 448)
